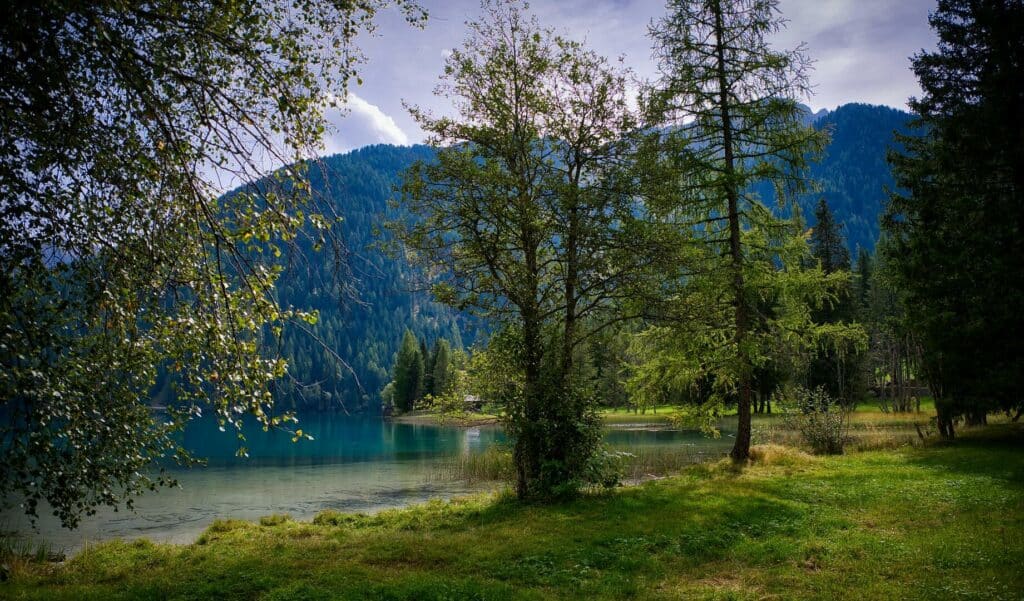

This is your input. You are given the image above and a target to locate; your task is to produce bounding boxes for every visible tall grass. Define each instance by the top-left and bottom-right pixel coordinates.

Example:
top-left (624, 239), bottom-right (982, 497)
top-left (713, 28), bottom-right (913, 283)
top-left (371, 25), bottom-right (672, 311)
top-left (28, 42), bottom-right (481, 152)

top-left (612, 446), bottom-right (724, 482)
top-left (0, 529), bottom-right (63, 564)
top-left (0, 531), bottom-right (64, 581)
top-left (429, 444), bottom-right (725, 485)
top-left (428, 446), bottom-right (516, 483)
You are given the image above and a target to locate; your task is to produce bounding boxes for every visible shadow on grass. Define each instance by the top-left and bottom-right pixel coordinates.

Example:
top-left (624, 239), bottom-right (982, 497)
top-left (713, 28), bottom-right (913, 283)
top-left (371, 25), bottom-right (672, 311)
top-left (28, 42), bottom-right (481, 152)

top-left (906, 423), bottom-right (1024, 484)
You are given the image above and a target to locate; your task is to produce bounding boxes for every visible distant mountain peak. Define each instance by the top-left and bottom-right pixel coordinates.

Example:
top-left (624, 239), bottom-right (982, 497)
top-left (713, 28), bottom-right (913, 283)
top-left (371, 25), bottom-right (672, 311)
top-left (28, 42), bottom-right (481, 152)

top-left (797, 103), bottom-right (831, 127)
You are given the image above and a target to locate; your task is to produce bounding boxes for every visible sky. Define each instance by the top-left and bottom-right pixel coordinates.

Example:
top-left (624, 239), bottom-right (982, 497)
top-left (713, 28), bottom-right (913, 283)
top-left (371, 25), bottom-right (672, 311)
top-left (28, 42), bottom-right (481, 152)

top-left (322, 0), bottom-right (939, 154)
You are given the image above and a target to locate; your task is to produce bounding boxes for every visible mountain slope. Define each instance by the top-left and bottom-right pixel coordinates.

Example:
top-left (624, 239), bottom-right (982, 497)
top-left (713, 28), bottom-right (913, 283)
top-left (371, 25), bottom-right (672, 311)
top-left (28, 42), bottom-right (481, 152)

top-left (801, 103), bottom-right (914, 252)
top-left (250, 103), bottom-right (912, 413)
top-left (271, 145), bottom-right (483, 413)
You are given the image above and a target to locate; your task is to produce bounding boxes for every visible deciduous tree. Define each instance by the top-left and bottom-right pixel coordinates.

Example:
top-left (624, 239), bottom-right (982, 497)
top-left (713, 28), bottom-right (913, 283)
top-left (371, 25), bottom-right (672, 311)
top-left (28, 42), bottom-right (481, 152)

top-left (0, 0), bottom-right (425, 527)
top-left (395, 0), bottom-right (655, 497)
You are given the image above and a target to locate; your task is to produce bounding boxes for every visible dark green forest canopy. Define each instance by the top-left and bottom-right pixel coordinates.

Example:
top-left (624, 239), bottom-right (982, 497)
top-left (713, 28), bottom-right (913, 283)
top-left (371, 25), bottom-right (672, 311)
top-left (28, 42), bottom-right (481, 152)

top-left (755, 103), bottom-right (915, 253)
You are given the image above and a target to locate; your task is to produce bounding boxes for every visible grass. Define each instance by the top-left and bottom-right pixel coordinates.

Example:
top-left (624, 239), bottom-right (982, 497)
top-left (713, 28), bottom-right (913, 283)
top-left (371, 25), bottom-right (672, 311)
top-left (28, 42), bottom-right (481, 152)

top-left (600, 407), bottom-right (674, 425)
top-left (428, 444), bottom-right (723, 485)
top-left (428, 445), bottom-right (517, 483)
top-left (0, 533), bottom-right (64, 583)
top-left (3, 424), bottom-right (1022, 600)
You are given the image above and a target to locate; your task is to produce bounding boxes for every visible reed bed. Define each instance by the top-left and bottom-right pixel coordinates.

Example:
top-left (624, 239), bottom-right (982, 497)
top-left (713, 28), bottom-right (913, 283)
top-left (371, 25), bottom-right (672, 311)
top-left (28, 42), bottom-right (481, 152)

top-left (428, 444), bottom-right (725, 485)
top-left (427, 445), bottom-right (516, 484)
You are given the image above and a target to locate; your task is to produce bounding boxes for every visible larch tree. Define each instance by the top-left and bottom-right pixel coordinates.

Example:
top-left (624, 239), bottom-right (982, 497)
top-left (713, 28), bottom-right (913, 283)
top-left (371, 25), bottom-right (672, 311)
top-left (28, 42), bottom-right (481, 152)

top-left (640, 0), bottom-right (853, 461)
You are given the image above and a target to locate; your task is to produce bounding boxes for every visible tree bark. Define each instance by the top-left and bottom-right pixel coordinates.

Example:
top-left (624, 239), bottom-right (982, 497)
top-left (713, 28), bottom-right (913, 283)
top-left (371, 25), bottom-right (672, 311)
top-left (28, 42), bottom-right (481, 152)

top-left (709, 0), bottom-right (752, 462)
top-left (935, 397), bottom-right (956, 440)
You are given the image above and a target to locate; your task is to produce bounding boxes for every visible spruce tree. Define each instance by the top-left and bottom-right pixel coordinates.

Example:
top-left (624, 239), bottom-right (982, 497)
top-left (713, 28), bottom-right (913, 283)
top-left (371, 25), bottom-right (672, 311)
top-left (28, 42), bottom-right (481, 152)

top-left (811, 198), bottom-right (851, 277)
top-left (808, 198), bottom-right (858, 403)
top-left (885, 0), bottom-right (1024, 435)
top-left (432, 339), bottom-right (452, 397)
top-left (423, 338), bottom-right (436, 397)
top-left (854, 248), bottom-right (873, 310)
top-left (392, 330), bottom-right (424, 413)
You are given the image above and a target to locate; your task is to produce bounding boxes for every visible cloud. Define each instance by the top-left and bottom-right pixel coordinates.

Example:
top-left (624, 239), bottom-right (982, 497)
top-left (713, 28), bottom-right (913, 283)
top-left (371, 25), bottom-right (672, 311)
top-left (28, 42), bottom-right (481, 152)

top-left (322, 92), bottom-right (410, 156)
top-left (346, 0), bottom-right (936, 148)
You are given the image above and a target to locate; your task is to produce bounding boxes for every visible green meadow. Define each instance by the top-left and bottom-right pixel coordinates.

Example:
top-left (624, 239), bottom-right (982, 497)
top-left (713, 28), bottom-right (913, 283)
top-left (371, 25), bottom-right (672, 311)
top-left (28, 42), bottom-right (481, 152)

top-left (4, 424), bottom-right (1021, 601)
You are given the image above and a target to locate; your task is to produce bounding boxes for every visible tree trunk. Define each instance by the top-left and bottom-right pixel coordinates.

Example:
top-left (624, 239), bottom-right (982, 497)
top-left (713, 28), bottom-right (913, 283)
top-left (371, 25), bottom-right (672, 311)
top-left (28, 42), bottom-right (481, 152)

top-left (935, 397), bottom-right (956, 440)
top-left (709, 0), bottom-right (752, 462)
top-left (561, 187), bottom-right (579, 386)
top-left (514, 218), bottom-right (544, 499)
top-left (965, 409), bottom-right (987, 426)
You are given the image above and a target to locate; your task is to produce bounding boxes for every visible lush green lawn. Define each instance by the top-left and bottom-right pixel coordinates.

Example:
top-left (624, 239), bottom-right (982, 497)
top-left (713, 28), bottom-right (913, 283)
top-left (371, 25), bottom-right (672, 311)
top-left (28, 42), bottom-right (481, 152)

top-left (4, 425), bottom-right (1022, 600)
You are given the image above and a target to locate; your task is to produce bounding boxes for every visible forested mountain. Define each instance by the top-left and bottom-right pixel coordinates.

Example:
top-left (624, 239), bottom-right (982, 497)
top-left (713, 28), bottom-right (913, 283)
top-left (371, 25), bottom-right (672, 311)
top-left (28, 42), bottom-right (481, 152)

top-left (795, 103), bottom-right (914, 252)
top-left (271, 145), bottom-right (486, 414)
top-left (188, 104), bottom-right (910, 414)
top-left (150, 145), bottom-right (483, 414)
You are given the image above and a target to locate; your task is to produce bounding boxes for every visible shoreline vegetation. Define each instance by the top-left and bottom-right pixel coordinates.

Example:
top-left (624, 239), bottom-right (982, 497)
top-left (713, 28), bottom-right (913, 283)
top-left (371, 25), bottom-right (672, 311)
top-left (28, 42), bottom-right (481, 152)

top-left (387, 410), bottom-right (501, 427)
top-left (388, 408), bottom-right (677, 428)
top-left (3, 423), bottom-right (1021, 599)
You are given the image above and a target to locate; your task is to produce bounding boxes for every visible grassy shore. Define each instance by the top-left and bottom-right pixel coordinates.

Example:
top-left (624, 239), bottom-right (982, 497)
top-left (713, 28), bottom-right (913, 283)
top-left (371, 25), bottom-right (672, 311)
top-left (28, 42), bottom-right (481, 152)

top-left (387, 410), bottom-right (500, 427)
top-left (4, 425), bottom-right (1022, 600)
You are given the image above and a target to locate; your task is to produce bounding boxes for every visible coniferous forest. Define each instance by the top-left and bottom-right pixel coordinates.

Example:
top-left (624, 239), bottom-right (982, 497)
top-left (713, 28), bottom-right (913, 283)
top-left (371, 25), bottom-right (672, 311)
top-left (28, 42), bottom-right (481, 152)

top-left (1, 0), bottom-right (1022, 598)
top-left (152, 103), bottom-right (912, 417)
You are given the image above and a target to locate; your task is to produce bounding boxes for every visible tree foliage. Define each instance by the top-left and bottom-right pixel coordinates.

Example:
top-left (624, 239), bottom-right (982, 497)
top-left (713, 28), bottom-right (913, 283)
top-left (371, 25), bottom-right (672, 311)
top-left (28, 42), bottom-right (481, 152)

top-left (640, 0), bottom-right (858, 460)
top-left (0, 0), bottom-right (425, 527)
top-left (885, 0), bottom-right (1024, 436)
top-left (806, 198), bottom-right (862, 405)
top-left (391, 330), bottom-right (424, 413)
top-left (431, 339), bottom-right (453, 397)
top-left (394, 0), bottom-right (656, 498)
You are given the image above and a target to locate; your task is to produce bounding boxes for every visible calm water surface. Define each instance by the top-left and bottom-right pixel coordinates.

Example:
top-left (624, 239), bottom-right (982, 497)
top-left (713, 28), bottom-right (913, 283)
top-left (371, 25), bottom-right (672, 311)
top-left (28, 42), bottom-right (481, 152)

top-left (2, 414), bottom-right (730, 553)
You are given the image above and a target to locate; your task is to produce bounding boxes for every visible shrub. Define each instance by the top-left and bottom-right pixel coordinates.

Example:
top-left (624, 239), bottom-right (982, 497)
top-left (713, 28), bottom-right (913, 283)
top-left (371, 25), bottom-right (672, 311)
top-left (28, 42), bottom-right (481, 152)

top-left (783, 386), bottom-right (851, 455)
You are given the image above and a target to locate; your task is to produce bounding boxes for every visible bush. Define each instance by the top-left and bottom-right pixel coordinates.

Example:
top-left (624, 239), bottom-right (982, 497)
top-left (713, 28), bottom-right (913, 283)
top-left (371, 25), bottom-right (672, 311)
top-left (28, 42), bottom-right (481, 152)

top-left (783, 386), bottom-right (851, 455)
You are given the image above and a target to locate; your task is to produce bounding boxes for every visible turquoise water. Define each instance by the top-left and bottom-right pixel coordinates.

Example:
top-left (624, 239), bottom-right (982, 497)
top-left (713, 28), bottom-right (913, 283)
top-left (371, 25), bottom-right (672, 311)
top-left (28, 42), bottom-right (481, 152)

top-left (180, 414), bottom-right (507, 467)
top-left (2, 414), bottom-right (730, 553)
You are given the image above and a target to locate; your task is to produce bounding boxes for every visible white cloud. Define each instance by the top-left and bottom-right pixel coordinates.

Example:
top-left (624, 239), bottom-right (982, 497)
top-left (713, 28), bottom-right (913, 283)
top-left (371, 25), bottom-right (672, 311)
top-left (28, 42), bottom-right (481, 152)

top-left (322, 92), bottom-right (410, 156)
